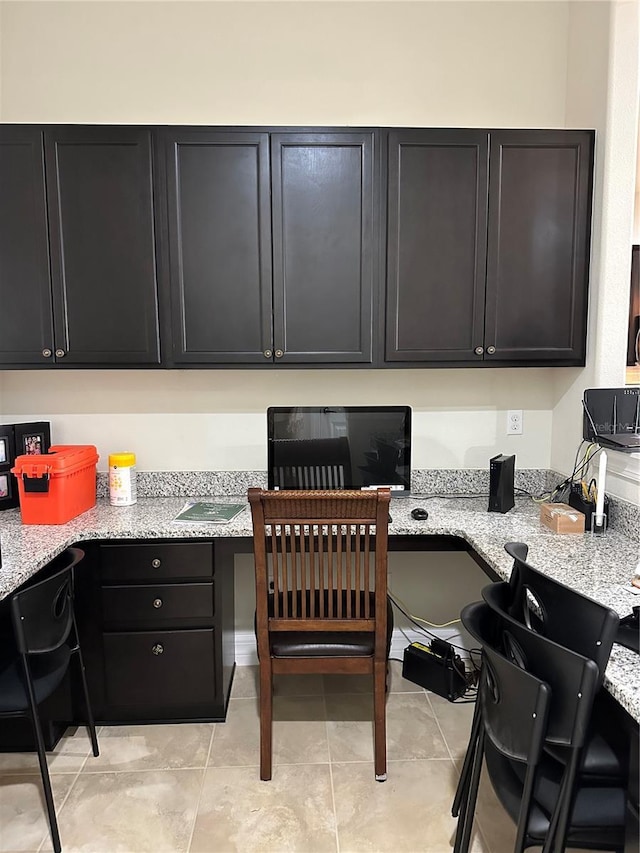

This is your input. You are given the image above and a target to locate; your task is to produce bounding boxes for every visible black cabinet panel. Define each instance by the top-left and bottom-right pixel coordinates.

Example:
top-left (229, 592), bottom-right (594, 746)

top-left (162, 130), bottom-right (273, 363)
top-left (45, 127), bottom-right (160, 364)
top-left (101, 541), bottom-right (214, 582)
top-left (101, 582), bottom-right (214, 628)
top-left (271, 132), bottom-right (375, 363)
top-left (0, 127), bottom-right (54, 365)
top-left (385, 130), bottom-right (489, 361)
top-left (485, 130), bottom-right (593, 363)
top-left (103, 629), bottom-right (217, 713)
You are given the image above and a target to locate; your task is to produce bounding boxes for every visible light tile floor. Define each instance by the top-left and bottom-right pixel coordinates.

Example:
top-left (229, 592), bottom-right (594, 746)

top-left (0, 662), bottom-right (579, 853)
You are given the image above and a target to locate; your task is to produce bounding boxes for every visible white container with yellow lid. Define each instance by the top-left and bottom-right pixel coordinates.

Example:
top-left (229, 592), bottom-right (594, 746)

top-left (108, 452), bottom-right (137, 506)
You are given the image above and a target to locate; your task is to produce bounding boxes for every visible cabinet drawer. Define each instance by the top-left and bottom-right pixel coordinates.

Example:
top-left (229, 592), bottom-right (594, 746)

top-left (103, 629), bottom-right (216, 709)
top-left (101, 542), bottom-right (213, 581)
top-left (101, 583), bottom-right (214, 628)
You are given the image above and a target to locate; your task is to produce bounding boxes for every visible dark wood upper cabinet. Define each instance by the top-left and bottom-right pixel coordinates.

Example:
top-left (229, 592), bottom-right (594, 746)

top-left (385, 130), bottom-right (489, 362)
top-left (270, 132), bottom-right (376, 363)
top-left (161, 130), bottom-right (273, 364)
top-left (385, 128), bottom-right (593, 366)
top-left (45, 127), bottom-right (160, 365)
top-left (484, 130), bottom-right (594, 364)
top-left (0, 127), bottom-right (55, 365)
top-left (0, 123), bottom-right (594, 371)
top-left (161, 129), bottom-right (376, 365)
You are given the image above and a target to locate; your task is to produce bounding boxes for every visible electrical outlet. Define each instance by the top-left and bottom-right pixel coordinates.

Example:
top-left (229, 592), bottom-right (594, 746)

top-left (507, 410), bottom-right (523, 435)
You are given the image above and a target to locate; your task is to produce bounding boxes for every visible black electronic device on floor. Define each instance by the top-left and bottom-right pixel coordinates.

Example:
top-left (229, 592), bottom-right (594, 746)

top-left (402, 639), bottom-right (468, 702)
top-left (488, 453), bottom-right (515, 514)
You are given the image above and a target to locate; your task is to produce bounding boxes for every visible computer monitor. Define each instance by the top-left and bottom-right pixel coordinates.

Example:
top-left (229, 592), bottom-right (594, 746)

top-left (267, 406), bottom-right (412, 493)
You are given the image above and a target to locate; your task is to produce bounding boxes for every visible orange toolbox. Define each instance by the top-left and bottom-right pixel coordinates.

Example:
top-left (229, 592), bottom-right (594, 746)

top-left (11, 445), bottom-right (99, 524)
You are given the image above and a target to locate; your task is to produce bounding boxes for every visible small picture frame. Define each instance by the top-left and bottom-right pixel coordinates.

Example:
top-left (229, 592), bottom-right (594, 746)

top-left (0, 473), bottom-right (10, 500)
top-left (22, 433), bottom-right (45, 455)
top-left (14, 422), bottom-right (51, 458)
top-left (0, 426), bottom-right (14, 466)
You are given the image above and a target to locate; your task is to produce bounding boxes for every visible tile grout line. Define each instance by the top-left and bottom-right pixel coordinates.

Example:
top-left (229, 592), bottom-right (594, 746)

top-left (324, 686), bottom-right (341, 853)
top-left (427, 693), bottom-right (492, 853)
top-left (186, 723), bottom-right (216, 853)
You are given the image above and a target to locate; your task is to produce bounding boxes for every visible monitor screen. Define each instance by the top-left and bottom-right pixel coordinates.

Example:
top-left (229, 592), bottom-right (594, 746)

top-left (267, 406), bottom-right (412, 493)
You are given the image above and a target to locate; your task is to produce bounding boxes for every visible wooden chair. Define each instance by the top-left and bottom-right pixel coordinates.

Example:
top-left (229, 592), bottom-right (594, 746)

top-left (248, 487), bottom-right (392, 782)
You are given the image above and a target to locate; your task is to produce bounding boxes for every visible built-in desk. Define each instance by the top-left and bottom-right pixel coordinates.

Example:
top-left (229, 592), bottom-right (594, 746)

top-left (1, 495), bottom-right (639, 848)
top-left (0, 494), bottom-right (638, 721)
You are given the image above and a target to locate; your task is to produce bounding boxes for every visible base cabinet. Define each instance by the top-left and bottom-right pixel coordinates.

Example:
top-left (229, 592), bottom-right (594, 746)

top-left (86, 540), bottom-right (235, 722)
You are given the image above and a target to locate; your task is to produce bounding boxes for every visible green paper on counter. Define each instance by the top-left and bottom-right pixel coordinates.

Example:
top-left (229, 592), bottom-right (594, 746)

top-left (173, 501), bottom-right (246, 524)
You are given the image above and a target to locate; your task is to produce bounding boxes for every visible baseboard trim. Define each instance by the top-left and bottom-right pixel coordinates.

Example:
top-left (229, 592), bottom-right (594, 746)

top-left (233, 626), bottom-right (466, 667)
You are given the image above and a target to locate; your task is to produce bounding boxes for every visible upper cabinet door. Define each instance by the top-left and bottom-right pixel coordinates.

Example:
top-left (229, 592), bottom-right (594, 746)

top-left (0, 127), bottom-right (55, 366)
top-left (162, 130), bottom-right (273, 364)
top-left (45, 127), bottom-right (161, 365)
top-left (484, 130), bottom-right (594, 364)
top-left (385, 130), bottom-right (489, 363)
top-left (270, 132), bottom-right (376, 364)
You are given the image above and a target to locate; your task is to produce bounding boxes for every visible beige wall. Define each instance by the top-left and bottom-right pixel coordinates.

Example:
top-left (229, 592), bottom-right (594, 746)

top-left (0, 1), bottom-right (570, 126)
top-left (0, 1), bottom-right (637, 504)
top-left (551, 0), bottom-right (639, 505)
top-left (0, 368), bottom-right (556, 472)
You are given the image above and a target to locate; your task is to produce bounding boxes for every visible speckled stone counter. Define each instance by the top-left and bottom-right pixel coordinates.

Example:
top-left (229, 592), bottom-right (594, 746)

top-left (0, 494), bottom-right (638, 722)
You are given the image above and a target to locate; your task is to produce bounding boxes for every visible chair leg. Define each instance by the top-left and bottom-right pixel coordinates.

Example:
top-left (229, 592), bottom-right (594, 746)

top-left (21, 660), bottom-right (62, 853)
top-left (373, 659), bottom-right (387, 781)
top-left (454, 726), bottom-right (485, 853)
top-left (259, 658), bottom-right (274, 781)
top-left (74, 647), bottom-right (99, 757)
top-left (452, 698), bottom-right (481, 817)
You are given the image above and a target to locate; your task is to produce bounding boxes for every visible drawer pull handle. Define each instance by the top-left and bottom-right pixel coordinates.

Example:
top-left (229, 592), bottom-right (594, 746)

top-left (153, 598), bottom-right (163, 609)
top-left (151, 558), bottom-right (162, 568)
top-left (152, 643), bottom-right (164, 656)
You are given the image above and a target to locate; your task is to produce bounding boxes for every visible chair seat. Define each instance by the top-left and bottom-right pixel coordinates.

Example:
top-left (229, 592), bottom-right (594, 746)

top-left (266, 596), bottom-right (393, 658)
top-left (544, 690), bottom-right (628, 782)
top-left (271, 631), bottom-right (376, 657)
top-left (486, 738), bottom-right (626, 846)
top-left (0, 645), bottom-right (71, 712)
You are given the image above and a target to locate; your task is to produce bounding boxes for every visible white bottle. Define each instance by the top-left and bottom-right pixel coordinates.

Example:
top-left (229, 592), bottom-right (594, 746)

top-left (108, 452), bottom-right (137, 506)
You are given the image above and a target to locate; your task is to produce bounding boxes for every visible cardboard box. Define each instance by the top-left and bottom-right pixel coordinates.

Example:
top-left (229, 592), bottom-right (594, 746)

top-left (540, 502), bottom-right (585, 534)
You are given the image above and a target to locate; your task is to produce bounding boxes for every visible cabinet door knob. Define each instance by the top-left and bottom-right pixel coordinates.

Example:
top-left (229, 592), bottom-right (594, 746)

top-left (263, 350), bottom-right (272, 358)
top-left (151, 558), bottom-right (162, 568)
top-left (55, 349), bottom-right (66, 358)
top-left (274, 349), bottom-right (284, 358)
top-left (153, 598), bottom-right (163, 609)
top-left (42, 348), bottom-right (52, 358)
top-left (474, 346), bottom-right (484, 356)
top-left (152, 643), bottom-right (164, 655)
top-left (486, 345), bottom-right (496, 355)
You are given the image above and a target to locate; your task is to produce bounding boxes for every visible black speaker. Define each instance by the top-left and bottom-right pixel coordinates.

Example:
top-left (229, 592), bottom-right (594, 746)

top-left (488, 453), bottom-right (515, 514)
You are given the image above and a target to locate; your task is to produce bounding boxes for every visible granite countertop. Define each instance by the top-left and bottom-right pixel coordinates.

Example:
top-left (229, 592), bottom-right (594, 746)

top-left (0, 495), bottom-right (638, 722)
